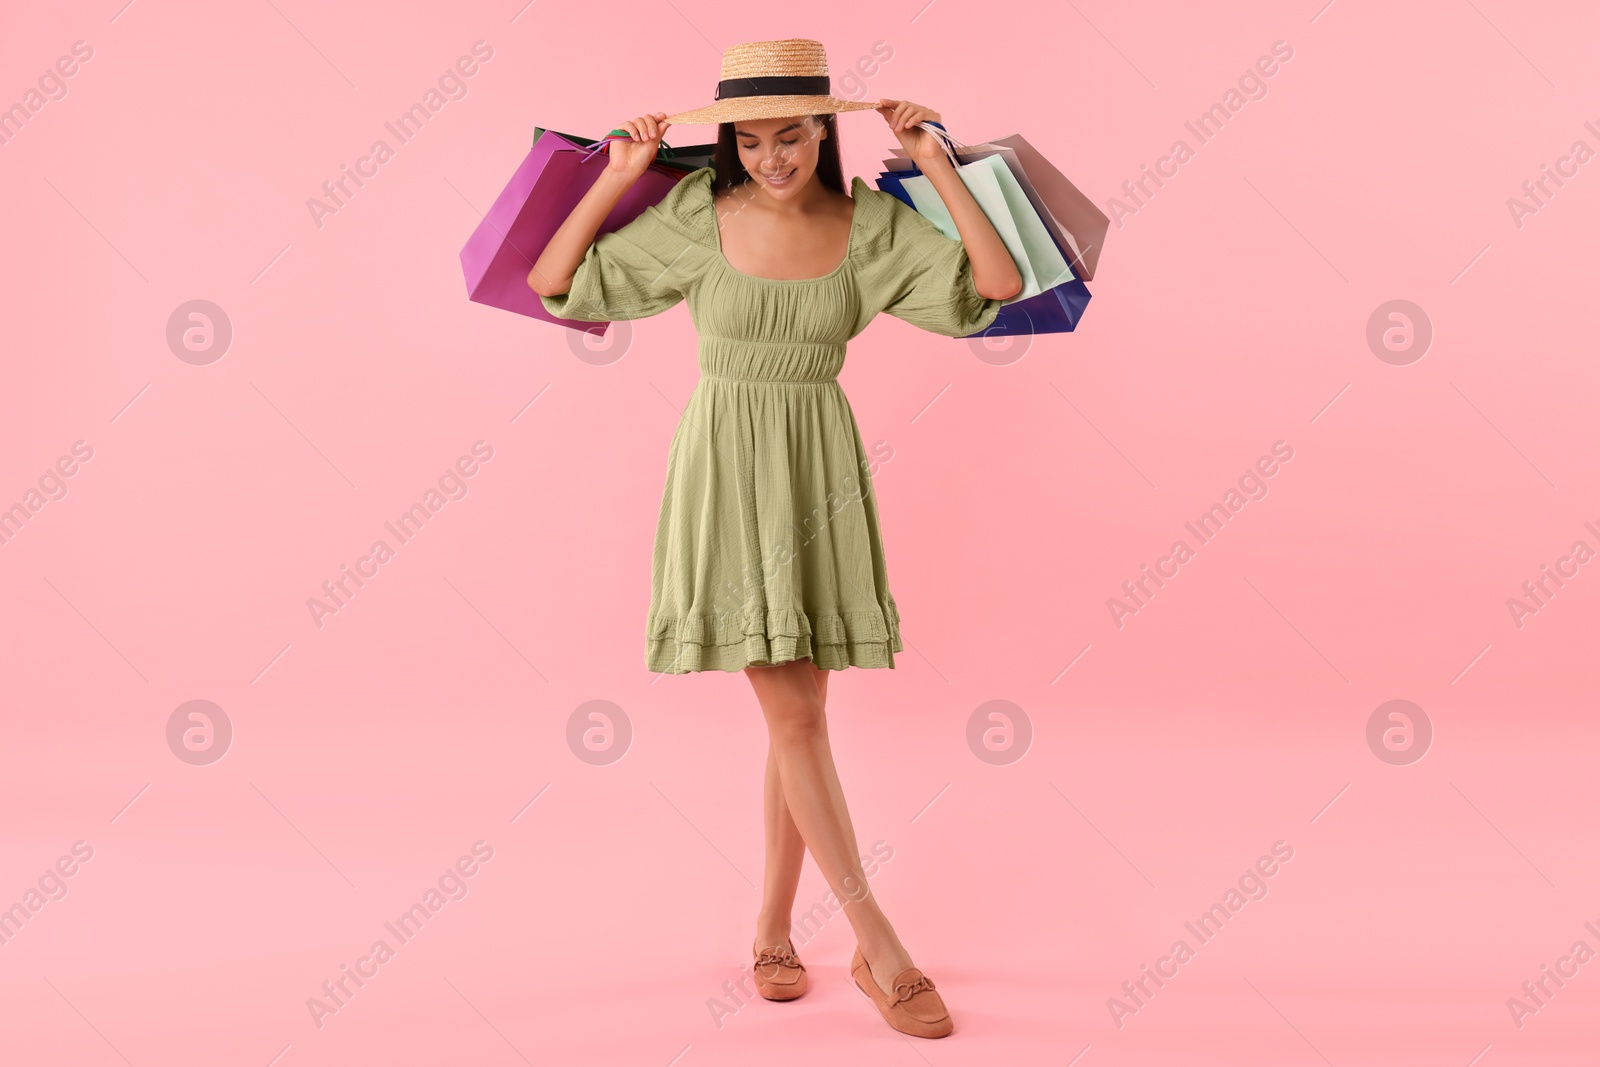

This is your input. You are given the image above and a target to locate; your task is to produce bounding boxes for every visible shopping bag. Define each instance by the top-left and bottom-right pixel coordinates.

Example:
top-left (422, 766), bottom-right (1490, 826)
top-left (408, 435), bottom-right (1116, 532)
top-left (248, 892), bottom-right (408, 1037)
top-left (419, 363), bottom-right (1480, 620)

top-left (887, 126), bottom-right (1108, 280)
top-left (876, 168), bottom-right (1091, 336)
top-left (459, 128), bottom-right (713, 326)
top-left (888, 152), bottom-right (1074, 303)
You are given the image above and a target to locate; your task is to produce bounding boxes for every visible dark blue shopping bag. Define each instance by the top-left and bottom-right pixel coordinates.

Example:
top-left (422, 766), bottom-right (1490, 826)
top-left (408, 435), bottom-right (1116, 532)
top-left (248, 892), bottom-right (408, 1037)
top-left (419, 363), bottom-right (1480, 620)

top-left (875, 168), bottom-right (1092, 337)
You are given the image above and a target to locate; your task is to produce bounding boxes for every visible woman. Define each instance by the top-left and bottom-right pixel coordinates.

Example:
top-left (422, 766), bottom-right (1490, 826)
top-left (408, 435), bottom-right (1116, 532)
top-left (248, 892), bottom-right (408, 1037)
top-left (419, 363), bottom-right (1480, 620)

top-left (528, 38), bottom-right (1021, 1039)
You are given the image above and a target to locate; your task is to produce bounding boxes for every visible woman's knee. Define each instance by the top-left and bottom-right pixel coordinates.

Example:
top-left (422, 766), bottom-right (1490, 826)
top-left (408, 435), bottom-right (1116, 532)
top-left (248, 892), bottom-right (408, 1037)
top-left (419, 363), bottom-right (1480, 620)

top-left (765, 693), bottom-right (825, 741)
top-left (749, 663), bottom-right (827, 740)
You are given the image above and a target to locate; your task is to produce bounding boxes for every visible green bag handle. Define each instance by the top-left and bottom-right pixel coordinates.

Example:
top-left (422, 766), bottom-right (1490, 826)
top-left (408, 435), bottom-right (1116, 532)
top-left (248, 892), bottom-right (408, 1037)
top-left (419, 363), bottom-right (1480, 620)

top-left (602, 129), bottom-right (677, 160)
top-left (533, 126), bottom-right (680, 162)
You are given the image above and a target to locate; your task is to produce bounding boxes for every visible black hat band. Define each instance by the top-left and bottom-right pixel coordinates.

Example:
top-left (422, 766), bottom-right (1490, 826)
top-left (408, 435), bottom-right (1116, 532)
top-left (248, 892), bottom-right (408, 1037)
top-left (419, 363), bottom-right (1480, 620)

top-left (713, 75), bottom-right (832, 100)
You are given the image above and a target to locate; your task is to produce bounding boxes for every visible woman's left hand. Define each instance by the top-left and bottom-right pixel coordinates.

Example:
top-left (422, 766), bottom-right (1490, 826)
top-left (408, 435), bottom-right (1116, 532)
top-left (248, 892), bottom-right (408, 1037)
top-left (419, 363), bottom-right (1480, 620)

top-left (877, 99), bottom-right (946, 163)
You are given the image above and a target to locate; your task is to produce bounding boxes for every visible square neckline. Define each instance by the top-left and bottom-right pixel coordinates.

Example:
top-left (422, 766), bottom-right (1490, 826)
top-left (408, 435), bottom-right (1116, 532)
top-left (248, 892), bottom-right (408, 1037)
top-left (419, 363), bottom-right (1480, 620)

top-left (709, 175), bottom-right (862, 284)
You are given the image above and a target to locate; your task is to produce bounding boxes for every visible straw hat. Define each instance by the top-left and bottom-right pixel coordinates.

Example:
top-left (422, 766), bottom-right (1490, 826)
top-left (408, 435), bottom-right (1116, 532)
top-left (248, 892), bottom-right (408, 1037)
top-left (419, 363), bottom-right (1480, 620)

top-left (664, 38), bottom-right (882, 125)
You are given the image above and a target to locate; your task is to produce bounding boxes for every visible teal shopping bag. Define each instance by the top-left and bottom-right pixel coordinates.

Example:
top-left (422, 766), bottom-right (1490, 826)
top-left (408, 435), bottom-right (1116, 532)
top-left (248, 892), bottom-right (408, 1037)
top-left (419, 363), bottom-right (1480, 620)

top-left (894, 152), bottom-right (1076, 304)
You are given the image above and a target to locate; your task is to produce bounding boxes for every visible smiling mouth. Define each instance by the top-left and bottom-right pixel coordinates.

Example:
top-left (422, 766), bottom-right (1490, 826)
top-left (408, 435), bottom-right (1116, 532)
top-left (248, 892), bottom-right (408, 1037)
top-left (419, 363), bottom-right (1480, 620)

top-left (763, 168), bottom-right (797, 184)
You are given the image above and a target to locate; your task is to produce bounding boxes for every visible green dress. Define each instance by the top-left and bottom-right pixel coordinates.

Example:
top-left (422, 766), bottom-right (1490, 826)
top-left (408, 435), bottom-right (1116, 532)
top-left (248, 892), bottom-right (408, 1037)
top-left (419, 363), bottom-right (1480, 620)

top-left (540, 166), bottom-right (1002, 673)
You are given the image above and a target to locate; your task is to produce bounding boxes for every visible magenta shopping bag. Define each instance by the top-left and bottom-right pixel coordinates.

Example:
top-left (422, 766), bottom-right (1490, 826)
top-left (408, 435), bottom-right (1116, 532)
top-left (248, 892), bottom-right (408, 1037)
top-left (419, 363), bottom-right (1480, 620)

top-left (459, 129), bottom-right (709, 328)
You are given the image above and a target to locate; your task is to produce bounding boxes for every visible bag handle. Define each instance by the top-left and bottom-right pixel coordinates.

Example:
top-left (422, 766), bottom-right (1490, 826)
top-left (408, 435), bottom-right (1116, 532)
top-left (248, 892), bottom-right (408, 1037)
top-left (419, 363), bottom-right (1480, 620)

top-left (911, 120), bottom-right (966, 168)
top-left (580, 130), bottom-right (678, 164)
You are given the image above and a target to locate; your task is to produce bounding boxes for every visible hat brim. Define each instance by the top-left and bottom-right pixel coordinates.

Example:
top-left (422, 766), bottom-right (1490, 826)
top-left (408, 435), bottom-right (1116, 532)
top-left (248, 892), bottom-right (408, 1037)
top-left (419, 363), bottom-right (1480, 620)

top-left (664, 96), bottom-right (882, 125)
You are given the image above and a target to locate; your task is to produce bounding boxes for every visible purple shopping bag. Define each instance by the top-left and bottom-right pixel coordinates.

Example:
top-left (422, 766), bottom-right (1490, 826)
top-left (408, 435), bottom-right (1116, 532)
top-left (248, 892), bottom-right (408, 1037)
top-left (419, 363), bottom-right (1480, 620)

top-left (875, 169), bottom-right (1092, 336)
top-left (459, 129), bottom-right (710, 328)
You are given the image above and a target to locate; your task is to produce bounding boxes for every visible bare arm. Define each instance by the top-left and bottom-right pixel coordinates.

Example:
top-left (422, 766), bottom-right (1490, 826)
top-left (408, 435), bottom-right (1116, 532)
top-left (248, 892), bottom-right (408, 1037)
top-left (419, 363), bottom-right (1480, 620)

top-left (527, 112), bottom-right (671, 298)
top-left (914, 154), bottom-right (1023, 300)
top-left (527, 169), bottom-right (635, 297)
top-left (877, 99), bottom-right (1023, 301)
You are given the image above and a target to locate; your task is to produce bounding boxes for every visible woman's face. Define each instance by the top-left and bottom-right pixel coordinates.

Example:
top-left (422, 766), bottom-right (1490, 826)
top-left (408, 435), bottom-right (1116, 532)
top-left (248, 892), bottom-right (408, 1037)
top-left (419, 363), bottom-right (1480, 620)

top-left (733, 115), bottom-right (827, 199)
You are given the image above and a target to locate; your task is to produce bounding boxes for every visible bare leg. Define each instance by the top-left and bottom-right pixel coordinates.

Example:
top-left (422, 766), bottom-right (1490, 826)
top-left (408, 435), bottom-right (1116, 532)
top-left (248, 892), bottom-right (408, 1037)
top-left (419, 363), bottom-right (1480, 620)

top-left (754, 668), bottom-right (827, 948)
top-left (745, 658), bottom-right (914, 993)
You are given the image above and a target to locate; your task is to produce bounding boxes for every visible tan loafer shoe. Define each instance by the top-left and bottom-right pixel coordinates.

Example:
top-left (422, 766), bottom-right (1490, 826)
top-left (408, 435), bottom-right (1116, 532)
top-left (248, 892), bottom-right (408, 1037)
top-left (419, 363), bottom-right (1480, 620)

top-left (752, 938), bottom-right (808, 1001)
top-left (850, 945), bottom-right (953, 1038)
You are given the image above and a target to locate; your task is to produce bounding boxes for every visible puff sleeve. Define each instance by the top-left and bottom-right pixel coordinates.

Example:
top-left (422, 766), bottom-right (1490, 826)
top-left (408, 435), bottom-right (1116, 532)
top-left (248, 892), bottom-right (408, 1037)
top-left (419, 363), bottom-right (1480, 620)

top-left (871, 188), bottom-right (1004, 338)
top-left (537, 169), bottom-right (712, 322)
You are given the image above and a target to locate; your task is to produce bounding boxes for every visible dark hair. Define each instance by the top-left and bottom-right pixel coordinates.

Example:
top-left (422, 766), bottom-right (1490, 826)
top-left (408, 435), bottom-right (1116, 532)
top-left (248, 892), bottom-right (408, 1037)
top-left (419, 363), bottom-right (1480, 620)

top-left (710, 113), bottom-right (845, 194)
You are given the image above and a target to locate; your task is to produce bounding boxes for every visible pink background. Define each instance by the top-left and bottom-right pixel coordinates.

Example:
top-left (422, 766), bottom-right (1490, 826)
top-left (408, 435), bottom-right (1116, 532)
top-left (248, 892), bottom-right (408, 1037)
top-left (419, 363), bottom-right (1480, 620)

top-left (3, 1), bottom-right (1598, 1064)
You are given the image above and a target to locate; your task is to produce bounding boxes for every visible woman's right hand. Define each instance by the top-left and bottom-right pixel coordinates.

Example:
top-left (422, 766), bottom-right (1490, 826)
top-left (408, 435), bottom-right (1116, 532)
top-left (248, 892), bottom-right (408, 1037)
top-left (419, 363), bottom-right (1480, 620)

top-left (607, 113), bottom-right (671, 180)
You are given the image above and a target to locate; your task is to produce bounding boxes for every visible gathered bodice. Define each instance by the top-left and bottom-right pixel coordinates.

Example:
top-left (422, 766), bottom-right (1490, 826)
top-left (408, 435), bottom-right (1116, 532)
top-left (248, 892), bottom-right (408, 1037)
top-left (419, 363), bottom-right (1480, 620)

top-left (536, 165), bottom-right (1004, 380)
